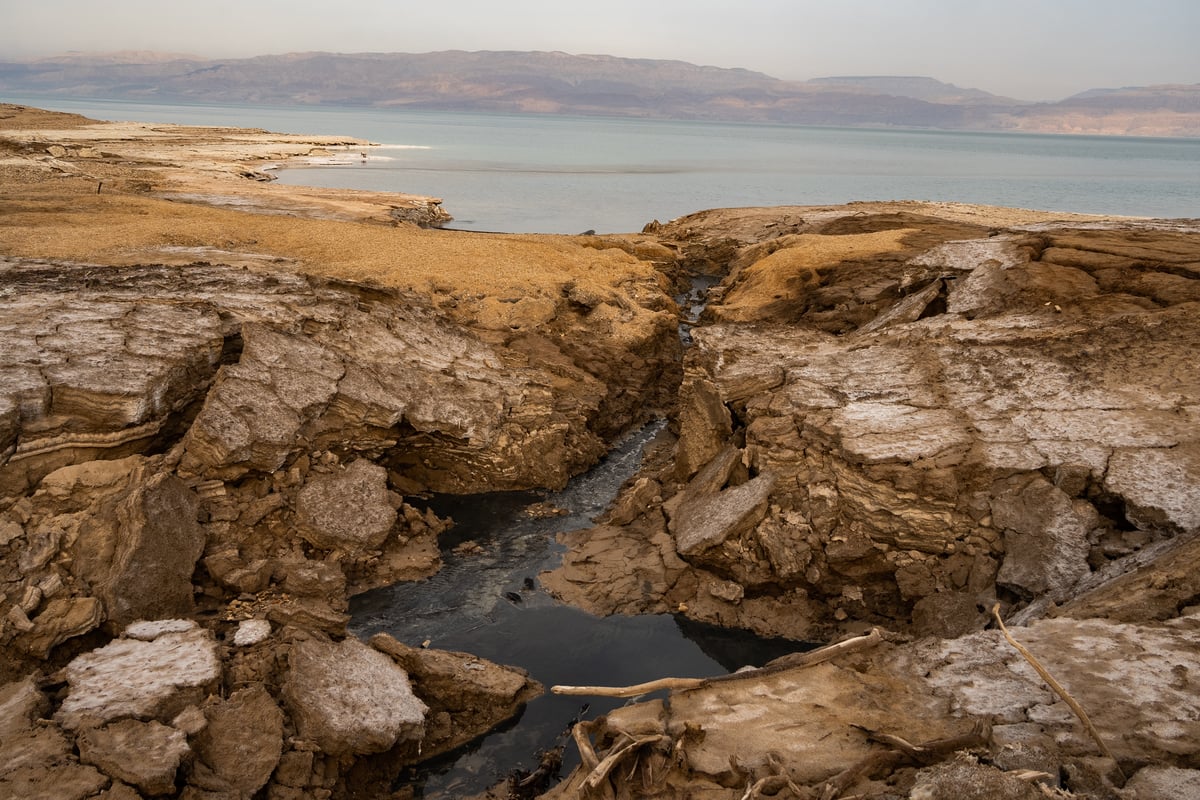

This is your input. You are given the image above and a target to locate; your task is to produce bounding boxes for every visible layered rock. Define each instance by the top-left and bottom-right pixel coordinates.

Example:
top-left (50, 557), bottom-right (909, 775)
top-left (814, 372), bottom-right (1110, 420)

top-left (0, 257), bottom-right (677, 499)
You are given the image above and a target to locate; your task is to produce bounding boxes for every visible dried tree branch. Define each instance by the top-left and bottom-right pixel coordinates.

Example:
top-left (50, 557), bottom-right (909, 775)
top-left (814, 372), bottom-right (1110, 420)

top-left (572, 720), bottom-right (601, 770)
top-left (990, 604), bottom-right (1125, 780)
top-left (582, 734), bottom-right (666, 792)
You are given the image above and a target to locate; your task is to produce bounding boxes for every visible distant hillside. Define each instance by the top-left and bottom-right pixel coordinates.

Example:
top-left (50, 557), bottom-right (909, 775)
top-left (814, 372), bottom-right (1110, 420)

top-left (805, 75), bottom-right (1027, 106)
top-left (2, 50), bottom-right (1198, 137)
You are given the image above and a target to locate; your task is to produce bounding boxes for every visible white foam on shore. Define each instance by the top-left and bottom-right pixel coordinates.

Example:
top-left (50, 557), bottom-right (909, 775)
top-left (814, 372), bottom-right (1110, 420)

top-left (280, 143), bottom-right (432, 168)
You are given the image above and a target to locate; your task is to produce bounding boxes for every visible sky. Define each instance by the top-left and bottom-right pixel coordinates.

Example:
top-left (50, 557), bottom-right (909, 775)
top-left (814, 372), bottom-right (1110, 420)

top-left (1, 0), bottom-right (1197, 101)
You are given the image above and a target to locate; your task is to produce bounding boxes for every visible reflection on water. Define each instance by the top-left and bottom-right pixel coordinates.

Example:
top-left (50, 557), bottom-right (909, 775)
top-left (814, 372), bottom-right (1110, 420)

top-left (349, 421), bottom-right (809, 797)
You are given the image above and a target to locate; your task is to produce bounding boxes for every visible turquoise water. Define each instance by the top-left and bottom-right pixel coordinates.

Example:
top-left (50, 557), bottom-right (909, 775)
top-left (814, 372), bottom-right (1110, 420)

top-left (8, 95), bottom-right (1199, 233)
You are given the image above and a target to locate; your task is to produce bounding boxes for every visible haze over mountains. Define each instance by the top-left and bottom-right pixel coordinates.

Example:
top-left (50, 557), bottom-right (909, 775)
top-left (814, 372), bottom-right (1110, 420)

top-left (3, 50), bottom-right (1198, 137)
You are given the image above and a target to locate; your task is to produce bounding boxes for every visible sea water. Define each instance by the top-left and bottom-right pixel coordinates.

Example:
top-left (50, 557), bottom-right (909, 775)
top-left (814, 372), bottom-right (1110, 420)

top-left (7, 95), bottom-right (1198, 233)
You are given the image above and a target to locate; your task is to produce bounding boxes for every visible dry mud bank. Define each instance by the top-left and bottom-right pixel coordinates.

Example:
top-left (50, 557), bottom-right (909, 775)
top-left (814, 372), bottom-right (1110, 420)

top-left (1, 103), bottom-right (1199, 799)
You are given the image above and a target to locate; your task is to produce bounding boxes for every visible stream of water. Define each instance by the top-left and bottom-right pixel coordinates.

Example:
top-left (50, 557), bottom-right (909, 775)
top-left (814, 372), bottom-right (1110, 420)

top-left (349, 421), bottom-right (803, 797)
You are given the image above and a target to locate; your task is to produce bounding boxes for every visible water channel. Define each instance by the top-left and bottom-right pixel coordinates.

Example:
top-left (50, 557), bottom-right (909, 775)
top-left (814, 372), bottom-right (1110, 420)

top-left (349, 419), bottom-right (806, 797)
top-left (349, 274), bottom-right (808, 795)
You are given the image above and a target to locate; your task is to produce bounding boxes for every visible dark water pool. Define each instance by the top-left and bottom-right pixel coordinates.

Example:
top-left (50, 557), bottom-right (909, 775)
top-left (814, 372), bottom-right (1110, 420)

top-left (349, 421), bottom-right (807, 797)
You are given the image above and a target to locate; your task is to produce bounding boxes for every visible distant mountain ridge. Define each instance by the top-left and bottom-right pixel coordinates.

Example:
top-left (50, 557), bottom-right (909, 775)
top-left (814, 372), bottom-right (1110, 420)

top-left (2, 50), bottom-right (1198, 137)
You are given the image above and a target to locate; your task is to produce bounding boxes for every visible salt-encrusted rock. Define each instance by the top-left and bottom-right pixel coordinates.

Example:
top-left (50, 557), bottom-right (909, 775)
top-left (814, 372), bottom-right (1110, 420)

top-left (909, 758), bottom-right (1043, 800)
top-left (552, 613), bottom-right (1200, 798)
top-left (897, 616), bottom-right (1200, 763)
top-left (233, 618), bottom-right (272, 647)
top-left (0, 676), bottom-right (49, 741)
top-left (56, 625), bottom-right (221, 731)
top-left (671, 473), bottom-right (777, 559)
top-left (549, 209), bottom-right (1200, 640)
top-left (187, 686), bottom-right (283, 797)
top-left (673, 376), bottom-right (732, 480)
top-left (0, 272), bottom-right (225, 499)
top-left (1105, 443), bottom-right (1200, 533)
top-left (94, 473), bottom-right (205, 628)
top-left (282, 636), bottom-right (427, 756)
top-left (77, 719), bottom-right (189, 796)
top-left (49, 459), bottom-right (205, 631)
top-left (124, 619), bottom-right (198, 641)
top-left (295, 459), bottom-right (396, 554)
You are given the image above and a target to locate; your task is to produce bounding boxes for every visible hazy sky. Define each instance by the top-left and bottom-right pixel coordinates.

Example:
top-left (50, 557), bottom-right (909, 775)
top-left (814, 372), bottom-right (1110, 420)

top-left (2, 0), bottom-right (1197, 101)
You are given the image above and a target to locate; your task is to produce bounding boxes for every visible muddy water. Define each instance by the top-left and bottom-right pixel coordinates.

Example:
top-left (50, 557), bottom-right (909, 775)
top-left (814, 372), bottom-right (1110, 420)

top-left (350, 421), bottom-right (805, 797)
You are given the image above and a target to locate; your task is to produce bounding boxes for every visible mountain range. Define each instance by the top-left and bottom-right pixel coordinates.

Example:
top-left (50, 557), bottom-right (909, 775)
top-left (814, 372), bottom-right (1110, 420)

top-left (2, 50), bottom-right (1198, 137)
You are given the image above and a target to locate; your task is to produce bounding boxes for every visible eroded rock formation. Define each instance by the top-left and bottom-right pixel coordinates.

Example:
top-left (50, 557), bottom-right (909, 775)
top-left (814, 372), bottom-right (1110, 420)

top-left (547, 208), bottom-right (1200, 642)
top-left (539, 205), bottom-right (1200, 799)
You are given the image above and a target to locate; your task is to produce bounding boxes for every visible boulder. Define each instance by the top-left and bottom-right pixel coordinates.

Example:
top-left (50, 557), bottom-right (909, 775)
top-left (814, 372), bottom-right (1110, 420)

top-left (909, 758), bottom-right (1043, 800)
top-left (96, 473), bottom-right (205, 628)
top-left (58, 464), bottom-right (205, 631)
top-left (233, 618), bottom-right (272, 647)
top-left (77, 719), bottom-right (189, 795)
top-left (1105, 443), bottom-right (1200, 533)
top-left (56, 622), bottom-right (221, 731)
top-left (992, 473), bottom-right (1096, 600)
top-left (671, 472), bottom-right (777, 560)
top-left (370, 633), bottom-right (543, 758)
top-left (673, 376), bottom-right (732, 480)
top-left (1123, 766), bottom-right (1200, 799)
top-left (281, 636), bottom-right (427, 757)
top-left (295, 460), bottom-right (396, 554)
top-left (187, 686), bottom-right (283, 796)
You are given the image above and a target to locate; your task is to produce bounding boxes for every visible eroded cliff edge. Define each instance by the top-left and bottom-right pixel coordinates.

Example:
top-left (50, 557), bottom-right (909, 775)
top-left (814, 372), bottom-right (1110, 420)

top-left (2, 103), bottom-right (1199, 799)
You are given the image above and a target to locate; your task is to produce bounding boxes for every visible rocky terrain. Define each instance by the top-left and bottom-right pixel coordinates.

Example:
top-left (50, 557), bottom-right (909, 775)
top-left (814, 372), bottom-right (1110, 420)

top-left (1, 104), bottom-right (1199, 799)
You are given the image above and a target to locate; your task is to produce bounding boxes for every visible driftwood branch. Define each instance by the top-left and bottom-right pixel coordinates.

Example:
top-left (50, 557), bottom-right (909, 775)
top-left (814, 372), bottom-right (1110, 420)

top-left (582, 733), bottom-right (666, 792)
top-left (552, 676), bottom-right (705, 698)
top-left (553, 627), bottom-right (884, 697)
top-left (991, 604), bottom-right (1125, 780)
top-left (572, 720), bottom-right (601, 770)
